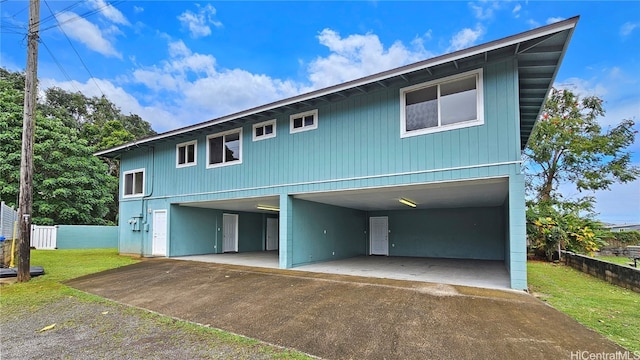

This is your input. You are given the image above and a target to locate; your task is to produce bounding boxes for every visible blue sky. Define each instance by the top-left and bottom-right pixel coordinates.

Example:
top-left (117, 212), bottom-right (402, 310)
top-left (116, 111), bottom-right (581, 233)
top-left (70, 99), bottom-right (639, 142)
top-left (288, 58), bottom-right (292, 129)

top-left (1, 1), bottom-right (639, 223)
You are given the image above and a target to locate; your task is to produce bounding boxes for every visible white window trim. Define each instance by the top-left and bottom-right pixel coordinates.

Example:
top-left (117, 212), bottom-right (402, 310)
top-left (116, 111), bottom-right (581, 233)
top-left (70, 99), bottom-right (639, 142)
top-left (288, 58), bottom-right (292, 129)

top-left (176, 140), bottom-right (197, 168)
top-left (122, 168), bottom-right (145, 198)
top-left (400, 68), bottom-right (484, 138)
top-left (252, 119), bottom-right (277, 141)
top-left (289, 109), bottom-right (318, 134)
top-left (206, 128), bottom-right (243, 169)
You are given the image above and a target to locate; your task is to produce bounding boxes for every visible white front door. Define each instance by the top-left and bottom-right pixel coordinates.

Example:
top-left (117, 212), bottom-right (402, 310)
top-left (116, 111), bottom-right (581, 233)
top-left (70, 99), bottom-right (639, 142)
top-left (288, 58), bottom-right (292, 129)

top-left (266, 218), bottom-right (279, 251)
top-left (152, 210), bottom-right (167, 256)
top-left (223, 213), bottom-right (239, 252)
top-left (370, 216), bottom-right (389, 255)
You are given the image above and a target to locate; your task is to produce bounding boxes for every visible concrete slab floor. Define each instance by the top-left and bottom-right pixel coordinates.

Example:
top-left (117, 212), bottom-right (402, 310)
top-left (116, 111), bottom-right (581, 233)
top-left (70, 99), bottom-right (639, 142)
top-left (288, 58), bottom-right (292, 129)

top-left (173, 252), bottom-right (511, 290)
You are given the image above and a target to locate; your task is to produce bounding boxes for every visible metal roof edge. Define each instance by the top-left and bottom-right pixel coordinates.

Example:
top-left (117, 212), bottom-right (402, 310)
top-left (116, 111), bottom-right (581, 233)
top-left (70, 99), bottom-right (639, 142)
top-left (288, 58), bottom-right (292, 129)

top-left (95, 16), bottom-right (579, 158)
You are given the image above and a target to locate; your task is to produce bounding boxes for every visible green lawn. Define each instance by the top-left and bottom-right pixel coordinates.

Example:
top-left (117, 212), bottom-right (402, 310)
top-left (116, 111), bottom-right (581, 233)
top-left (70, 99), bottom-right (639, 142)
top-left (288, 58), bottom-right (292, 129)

top-left (528, 261), bottom-right (640, 352)
top-left (0, 248), bottom-right (139, 310)
top-left (594, 255), bottom-right (637, 267)
top-left (0, 249), bottom-right (312, 359)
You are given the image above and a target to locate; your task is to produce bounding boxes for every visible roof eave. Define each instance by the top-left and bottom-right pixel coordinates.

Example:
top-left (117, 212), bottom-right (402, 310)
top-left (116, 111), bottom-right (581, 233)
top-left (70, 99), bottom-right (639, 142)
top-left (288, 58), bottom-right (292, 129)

top-left (95, 16), bottom-right (579, 158)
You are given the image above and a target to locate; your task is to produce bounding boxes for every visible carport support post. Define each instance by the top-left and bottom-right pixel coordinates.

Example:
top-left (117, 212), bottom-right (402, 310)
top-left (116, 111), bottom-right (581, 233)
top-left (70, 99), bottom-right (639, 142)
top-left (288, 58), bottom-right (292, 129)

top-left (279, 195), bottom-right (293, 269)
top-left (508, 175), bottom-right (527, 290)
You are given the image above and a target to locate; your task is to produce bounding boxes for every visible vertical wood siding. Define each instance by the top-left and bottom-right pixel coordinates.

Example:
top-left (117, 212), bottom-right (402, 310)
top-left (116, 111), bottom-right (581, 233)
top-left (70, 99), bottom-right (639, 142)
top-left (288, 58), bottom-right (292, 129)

top-left (120, 59), bottom-right (520, 202)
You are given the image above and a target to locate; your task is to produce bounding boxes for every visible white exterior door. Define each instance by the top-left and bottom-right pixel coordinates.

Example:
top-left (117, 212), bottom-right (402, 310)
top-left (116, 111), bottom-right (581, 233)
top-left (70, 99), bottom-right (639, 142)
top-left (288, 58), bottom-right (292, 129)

top-left (370, 216), bottom-right (389, 255)
top-left (223, 213), bottom-right (239, 252)
top-left (266, 218), bottom-right (279, 251)
top-left (152, 210), bottom-right (167, 256)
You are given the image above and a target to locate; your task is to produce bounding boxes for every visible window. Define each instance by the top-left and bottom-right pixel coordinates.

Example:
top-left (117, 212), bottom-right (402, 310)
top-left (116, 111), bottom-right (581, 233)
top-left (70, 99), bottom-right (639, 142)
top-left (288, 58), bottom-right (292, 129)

top-left (400, 69), bottom-right (483, 137)
top-left (290, 109), bottom-right (318, 134)
top-left (207, 128), bottom-right (242, 168)
top-left (123, 169), bottom-right (144, 197)
top-left (253, 119), bottom-right (276, 141)
top-left (176, 140), bottom-right (197, 167)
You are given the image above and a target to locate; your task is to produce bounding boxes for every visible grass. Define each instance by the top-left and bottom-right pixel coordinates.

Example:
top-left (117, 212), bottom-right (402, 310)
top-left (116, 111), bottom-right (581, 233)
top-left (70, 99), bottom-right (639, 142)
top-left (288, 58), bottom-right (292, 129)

top-left (0, 249), bottom-right (313, 359)
top-left (594, 255), bottom-right (637, 267)
top-left (528, 260), bottom-right (640, 352)
top-left (0, 248), bottom-right (139, 310)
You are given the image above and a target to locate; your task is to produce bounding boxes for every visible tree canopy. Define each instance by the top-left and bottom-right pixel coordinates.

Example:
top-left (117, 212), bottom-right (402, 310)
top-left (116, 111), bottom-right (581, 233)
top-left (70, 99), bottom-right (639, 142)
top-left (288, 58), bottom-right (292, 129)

top-left (0, 67), bottom-right (156, 225)
top-left (524, 88), bottom-right (639, 258)
top-left (524, 88), bottom-right (638, 204)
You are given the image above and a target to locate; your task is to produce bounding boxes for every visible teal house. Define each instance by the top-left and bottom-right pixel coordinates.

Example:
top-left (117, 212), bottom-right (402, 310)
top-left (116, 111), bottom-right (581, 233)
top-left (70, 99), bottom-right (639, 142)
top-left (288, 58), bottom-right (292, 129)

top-left (96, 18), bottom-right (578, 290)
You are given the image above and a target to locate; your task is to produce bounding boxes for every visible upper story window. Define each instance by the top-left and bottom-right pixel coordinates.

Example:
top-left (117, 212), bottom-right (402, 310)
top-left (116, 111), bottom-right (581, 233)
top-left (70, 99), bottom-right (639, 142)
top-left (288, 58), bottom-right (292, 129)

top-left (207, 128), bottom-right (242, 168)
top-left (176, 140), bottom-right (197, 167)
top-left (400, 69), bottom-right (483, 138)
top-left (290, 109), bottom-right (318, 134)
top-left (253, 119), bottom-right (276, 141)
top-left (123, 169), bottom-right (144, 198)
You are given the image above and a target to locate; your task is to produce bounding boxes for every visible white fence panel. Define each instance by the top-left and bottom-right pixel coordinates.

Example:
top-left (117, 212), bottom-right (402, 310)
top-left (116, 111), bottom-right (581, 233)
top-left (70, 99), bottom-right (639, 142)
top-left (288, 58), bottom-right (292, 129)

top-left (1, 201), bottom-right (18, 239)
top-left (31, 225), bottom-right (57, 250)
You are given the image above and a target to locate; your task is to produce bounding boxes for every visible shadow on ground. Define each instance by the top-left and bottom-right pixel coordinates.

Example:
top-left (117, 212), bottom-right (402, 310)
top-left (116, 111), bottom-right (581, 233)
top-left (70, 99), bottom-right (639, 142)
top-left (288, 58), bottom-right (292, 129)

top-left (66, 259), bottom-right (624, 360)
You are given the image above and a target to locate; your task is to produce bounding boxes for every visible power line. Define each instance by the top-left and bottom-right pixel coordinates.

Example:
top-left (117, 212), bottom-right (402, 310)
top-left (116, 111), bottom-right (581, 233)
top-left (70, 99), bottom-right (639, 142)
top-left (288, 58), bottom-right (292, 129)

top-left (39, 39), bottom-right (80, 93)
top-left (38, 0), bottom-right (85, 28)
top-left (39, 0), bottom-right (125, 33)
top-left (43, 0), bottom-right (105, 97)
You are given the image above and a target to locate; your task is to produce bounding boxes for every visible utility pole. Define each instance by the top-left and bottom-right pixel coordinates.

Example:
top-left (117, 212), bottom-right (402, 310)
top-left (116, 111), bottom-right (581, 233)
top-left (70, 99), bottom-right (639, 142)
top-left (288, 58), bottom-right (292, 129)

top-left (17, 0), bottom-right (40, 282)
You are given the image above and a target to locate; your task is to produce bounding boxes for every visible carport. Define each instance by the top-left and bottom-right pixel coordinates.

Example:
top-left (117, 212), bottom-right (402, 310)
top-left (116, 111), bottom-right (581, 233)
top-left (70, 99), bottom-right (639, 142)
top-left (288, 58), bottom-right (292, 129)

top-left (172, 176), bottom-right (514, 290)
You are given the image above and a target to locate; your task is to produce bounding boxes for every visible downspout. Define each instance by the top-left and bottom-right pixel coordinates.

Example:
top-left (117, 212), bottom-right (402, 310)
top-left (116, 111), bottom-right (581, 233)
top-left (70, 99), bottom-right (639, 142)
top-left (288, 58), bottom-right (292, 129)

top-left (140, 146), bottom-right (155, 256)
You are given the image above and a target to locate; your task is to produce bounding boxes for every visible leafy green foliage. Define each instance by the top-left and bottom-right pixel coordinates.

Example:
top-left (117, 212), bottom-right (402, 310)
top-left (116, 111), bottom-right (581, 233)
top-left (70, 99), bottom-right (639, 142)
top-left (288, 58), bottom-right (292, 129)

top-left (524, 88), bottom-right (639, 202)
top-left (0, 67), bottom-right (155, 224)
top-left (524, 88), bottom-right (639, 260)
top-left (601, 230), bottom-right (640, 246)
top-left (527, 204), bottom-right (607, 259)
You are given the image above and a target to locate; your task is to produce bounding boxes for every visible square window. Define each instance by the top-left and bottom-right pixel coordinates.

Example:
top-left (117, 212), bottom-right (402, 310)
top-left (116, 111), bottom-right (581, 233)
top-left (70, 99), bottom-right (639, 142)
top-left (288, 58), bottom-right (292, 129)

top-left (252, 119), bottom-right (277, 141)
top-left (290, 109), bottom-right (318, 134)
top-left (123, 169), bottom-right (144, 197)
top-left (207, 129), bottom-right (242, 167)
top-left (176, 140), bottom-right (197, 167)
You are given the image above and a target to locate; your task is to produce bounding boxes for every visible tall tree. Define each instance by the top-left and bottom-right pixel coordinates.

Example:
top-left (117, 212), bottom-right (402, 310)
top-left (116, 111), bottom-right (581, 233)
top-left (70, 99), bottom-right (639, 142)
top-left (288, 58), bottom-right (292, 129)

top-left (1, 67), bottom-right (156, 225)
top-left (1, 76), bottom-right (115, 225)
top-left (524, 88), bottom-right (639, 204)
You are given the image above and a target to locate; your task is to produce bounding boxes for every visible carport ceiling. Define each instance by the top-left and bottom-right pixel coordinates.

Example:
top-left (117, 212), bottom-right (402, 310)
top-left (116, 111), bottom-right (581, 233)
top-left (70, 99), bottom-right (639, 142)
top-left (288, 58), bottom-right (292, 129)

top-left (294, 178), bottom-right (509, 211)
top-left (178, 196), bottom-right (280, 214)
top-left (177, 178), bottom-right (508, 213)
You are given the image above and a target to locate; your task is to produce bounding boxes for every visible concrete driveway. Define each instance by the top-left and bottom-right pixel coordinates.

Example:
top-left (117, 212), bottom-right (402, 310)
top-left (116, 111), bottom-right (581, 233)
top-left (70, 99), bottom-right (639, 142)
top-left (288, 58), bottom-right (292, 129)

top-left (66, 259), bottom-right (625, 360)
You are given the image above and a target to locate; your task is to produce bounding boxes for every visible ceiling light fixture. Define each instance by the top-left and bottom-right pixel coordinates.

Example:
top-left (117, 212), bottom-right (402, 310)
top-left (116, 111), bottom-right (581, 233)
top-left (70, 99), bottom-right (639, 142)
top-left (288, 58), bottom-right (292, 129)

top-left (256, 205), bottom-right (280, 212)
top-left (399, 198), bottom-right (417, 208)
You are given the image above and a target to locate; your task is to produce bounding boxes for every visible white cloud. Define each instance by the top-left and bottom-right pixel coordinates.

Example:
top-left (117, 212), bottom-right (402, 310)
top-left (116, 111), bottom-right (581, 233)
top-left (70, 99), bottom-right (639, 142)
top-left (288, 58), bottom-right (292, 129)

top-left (307, 29), bottom-right (432, 89)
top-left (88, 0), bottom-right (130, 25)
top-left (448, 25), bottom-right (485, 51)
top-left (178, 4), bottom-right (223, 38)
top-left (55, 11), bottom-right (122, 58)
top-left (469, 2), bottom-right (496, 20)
top-left (512, 4), bottom-right (522, 18)
top-left (128, 39), bottom-right (301, 125)
top-left (620, 22), bottom-right (639, 37)
top-left (133, 6), bottom-right (144, 14)
top-left (546, 17), bottom-right (565, 25)
top-left (527, 19), bottom-right (540, 28)
top-left (42, 77), bottom-right (179, 130)
top-left (54, 28), bottom-right (436, 131)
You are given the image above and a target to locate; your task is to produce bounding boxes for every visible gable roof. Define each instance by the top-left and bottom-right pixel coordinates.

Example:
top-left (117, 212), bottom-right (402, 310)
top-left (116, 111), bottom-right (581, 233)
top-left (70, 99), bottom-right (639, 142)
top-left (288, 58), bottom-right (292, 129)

top-left (96, 17), bottom-right (578, 158)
